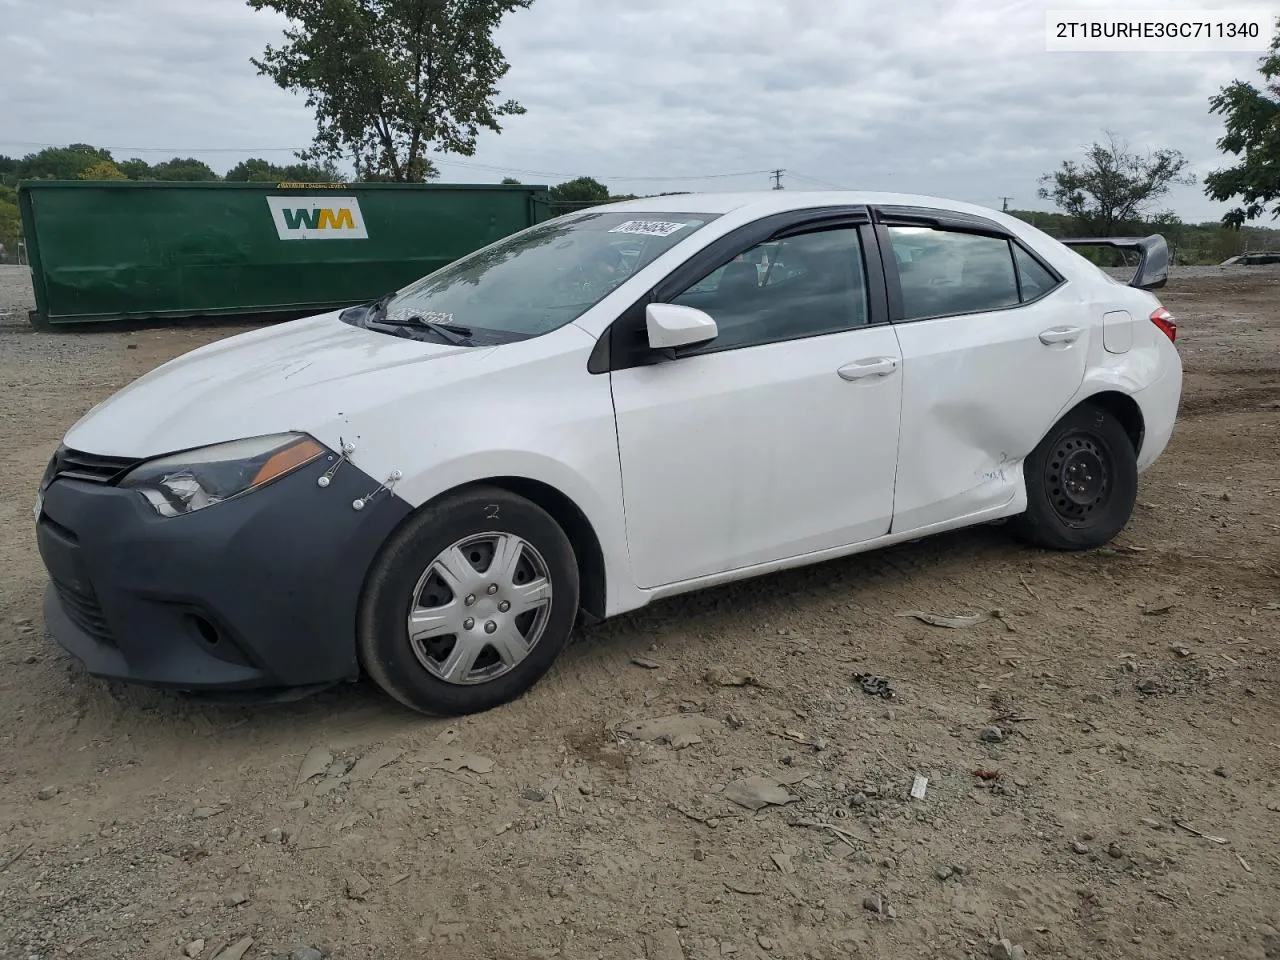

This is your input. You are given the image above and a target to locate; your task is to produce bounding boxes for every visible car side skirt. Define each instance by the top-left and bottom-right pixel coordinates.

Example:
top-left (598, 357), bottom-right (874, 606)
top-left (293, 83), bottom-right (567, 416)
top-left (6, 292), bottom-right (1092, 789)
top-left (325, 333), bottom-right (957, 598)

top-left (625, 497), bottom-right (1024, 608)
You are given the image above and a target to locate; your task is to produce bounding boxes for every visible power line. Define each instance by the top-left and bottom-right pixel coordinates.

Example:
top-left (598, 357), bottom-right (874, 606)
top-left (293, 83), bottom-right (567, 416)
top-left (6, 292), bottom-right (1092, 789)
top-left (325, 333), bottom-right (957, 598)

top-left (0, 139), bottom-right (310, 154)
top-left (431, 155), bottom-right (775, 183)
top-left (1000, 196), bottom-right (1013, 212)
top-left (770, 168), bottom-right (785, 190)
top-left (789, 170), bottom-right (851, 190)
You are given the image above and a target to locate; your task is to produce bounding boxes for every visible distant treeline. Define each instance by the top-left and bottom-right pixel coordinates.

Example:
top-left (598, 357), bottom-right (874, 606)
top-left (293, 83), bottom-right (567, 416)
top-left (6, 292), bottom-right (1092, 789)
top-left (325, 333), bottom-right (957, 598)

top-left (1009, 209), bottom-right (1280, 266)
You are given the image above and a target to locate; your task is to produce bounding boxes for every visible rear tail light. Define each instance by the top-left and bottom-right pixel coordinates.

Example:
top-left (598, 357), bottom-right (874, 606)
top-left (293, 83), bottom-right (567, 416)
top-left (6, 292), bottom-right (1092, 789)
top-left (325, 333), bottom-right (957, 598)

top-left (1150, 307), bottom-right (1176, 343)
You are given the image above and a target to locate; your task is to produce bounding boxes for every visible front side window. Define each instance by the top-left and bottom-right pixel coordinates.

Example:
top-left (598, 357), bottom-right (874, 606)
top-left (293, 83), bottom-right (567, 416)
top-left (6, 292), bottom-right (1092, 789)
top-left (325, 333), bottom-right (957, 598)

top-left (370, 211), bottom-right (717, 340)
top-left (887, 227), bottom-right (1020, 320)
top-left (668, 227), bottom-right (869, 352)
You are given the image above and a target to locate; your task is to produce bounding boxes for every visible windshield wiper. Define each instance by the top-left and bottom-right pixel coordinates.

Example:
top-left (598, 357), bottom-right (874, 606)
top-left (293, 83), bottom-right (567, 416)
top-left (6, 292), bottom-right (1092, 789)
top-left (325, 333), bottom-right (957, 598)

top-left (367, 292), bottom-right (395, 322)
top-left (359, 295), bottom-right (477, 345)
top-left (385, 314), bottom-right (476, 346)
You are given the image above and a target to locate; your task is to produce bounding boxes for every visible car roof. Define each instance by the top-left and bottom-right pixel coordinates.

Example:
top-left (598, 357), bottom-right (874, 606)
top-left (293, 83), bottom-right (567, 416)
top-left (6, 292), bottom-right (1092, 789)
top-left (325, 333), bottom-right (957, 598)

top-left (593, 190), bottom-right (1126, 289)
top-left (597, 190), bottom-right (1009, 221)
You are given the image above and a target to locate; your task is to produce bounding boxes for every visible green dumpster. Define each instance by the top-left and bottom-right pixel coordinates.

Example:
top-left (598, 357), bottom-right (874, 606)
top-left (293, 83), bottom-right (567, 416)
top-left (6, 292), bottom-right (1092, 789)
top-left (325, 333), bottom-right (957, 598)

top-left (18, 180), bottom-right (552, 326)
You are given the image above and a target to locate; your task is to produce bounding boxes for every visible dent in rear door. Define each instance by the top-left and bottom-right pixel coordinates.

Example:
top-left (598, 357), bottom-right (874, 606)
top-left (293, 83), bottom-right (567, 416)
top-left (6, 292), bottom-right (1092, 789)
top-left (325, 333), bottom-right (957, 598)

top-left (879, 220), bottom-right (1089, 532)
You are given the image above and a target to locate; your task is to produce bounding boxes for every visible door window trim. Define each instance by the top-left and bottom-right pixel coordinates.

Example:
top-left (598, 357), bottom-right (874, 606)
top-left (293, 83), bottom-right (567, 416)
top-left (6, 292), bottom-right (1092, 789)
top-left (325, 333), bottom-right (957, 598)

top-left (872, 206), bottom-right (1065, 324)
top-left (590, 206), bottom-right (890, 373)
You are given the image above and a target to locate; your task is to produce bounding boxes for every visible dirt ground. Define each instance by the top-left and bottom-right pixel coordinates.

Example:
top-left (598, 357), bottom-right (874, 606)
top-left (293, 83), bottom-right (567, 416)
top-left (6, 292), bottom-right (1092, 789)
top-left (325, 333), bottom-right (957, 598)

top-left (0, 263), bottom-right (1277, 960)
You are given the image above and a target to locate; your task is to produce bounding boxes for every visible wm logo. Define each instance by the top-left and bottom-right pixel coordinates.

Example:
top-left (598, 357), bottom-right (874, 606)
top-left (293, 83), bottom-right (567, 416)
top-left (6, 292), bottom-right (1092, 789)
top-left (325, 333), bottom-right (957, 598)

top-left (267, 195), bottom-right (368, 240)
top-left (282, 207), bottom-right (356, 230)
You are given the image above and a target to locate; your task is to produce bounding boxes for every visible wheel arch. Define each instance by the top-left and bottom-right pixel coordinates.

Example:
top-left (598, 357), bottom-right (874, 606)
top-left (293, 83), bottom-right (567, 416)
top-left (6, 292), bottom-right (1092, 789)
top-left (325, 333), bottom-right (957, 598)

top-left (418, 476), bottom-right (609, 624)
top-left (1075, 390), bottom-right (1145, 455)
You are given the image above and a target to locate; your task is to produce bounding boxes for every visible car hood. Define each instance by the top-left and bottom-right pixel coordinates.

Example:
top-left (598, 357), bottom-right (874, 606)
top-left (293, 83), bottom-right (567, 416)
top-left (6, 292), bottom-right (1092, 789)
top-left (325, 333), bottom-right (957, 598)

top-left (63, 311), bottom-right (493, 458)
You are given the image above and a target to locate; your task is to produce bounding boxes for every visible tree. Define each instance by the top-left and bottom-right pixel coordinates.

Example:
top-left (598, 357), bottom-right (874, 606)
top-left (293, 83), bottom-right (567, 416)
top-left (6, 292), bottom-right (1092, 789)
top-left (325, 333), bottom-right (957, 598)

top-left (0, 185), bottom-right (20, 262)
top-left (1038, 133), bottom-right (1193, 236)
top-left (15, 144), bottom-right (113, 181)
top-left (79, 160), bottom-right (128, 181)
top-left (148, 157), bottom-right (220, 181)
top-left (117, 158), bottom-right (155, 180)
top-left (548, 176), bottom-right (610, 215)
top-left (247, 0), bottom-right (531, 182)
top-left (225, 156), bottom-right (342, 182)
top-left (500, 176), bottom-right (521, 184)
top-left (225, 158), bottom-right (279, 182)
top-left (1205, 19), bottom-right (1280, 226)
top-left (550, 176), bottom-right (609, 202)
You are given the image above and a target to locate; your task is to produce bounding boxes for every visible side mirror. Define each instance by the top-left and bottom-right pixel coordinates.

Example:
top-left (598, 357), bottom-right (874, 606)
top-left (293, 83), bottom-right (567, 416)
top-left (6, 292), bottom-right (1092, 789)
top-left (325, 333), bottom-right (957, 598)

top-left (645, 303), bottom-right (718, 353)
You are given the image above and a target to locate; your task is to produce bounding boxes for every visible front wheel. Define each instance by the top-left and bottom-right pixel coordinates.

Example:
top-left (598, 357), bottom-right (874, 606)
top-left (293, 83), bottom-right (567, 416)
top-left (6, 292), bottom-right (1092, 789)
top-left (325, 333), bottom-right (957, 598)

top-left (1009, 403), bottom-right (1138, 551)
top-left (358, 486), bottom-right (579, 715)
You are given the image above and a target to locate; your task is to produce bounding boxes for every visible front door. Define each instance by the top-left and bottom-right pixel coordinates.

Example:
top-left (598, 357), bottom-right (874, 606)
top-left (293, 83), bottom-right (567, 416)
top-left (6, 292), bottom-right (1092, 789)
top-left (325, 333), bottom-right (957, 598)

top-left (609, 222), bottom-right (904, 588)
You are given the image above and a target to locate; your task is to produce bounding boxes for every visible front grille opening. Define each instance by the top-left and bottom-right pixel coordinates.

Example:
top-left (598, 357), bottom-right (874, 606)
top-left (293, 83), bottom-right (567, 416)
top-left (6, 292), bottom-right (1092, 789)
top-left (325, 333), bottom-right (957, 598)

top-left (189, 614), bottom-right (221, 647)
top-left (52, 447), bottom-right (143, 486)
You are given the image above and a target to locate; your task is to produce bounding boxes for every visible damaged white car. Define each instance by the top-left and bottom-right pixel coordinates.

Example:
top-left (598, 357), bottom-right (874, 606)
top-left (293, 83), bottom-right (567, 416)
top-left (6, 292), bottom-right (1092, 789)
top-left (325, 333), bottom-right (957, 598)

top-left (34, 191), bottom-right (1182, 715)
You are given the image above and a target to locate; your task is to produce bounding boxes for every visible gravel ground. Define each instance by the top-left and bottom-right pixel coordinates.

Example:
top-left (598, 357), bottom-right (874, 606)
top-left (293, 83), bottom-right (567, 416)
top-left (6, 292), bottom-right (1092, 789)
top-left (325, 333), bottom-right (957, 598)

top-left (0, 264), bottom-right (1278, 960)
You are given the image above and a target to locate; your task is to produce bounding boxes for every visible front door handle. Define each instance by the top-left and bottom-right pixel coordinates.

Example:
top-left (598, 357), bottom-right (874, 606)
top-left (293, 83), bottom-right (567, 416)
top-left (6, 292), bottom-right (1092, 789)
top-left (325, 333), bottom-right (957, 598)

top-left (837, 357), bottom-right (899, 381)
top-left (1039, 326), bottom-right (1083, 345)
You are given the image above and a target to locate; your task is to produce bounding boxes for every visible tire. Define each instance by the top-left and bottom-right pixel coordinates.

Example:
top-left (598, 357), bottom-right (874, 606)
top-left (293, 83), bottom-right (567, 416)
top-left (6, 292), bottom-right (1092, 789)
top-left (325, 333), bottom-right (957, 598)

top-left (1009, 402), bottom-right (1138, 551)
top-left (358, 486), bottom-right (579, 715)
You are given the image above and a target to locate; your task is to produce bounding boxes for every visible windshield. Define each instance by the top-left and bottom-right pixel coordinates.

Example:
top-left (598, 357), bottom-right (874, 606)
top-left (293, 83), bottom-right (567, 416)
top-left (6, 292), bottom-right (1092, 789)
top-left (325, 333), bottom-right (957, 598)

top-left (380, 210), bottom-right (717, 338)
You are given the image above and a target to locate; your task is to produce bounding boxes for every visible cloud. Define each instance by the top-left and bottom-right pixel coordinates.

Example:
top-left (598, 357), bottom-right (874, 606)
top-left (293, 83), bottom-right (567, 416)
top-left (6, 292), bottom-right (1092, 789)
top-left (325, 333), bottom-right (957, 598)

top-left (0, 0), bottom-right (1268, 222)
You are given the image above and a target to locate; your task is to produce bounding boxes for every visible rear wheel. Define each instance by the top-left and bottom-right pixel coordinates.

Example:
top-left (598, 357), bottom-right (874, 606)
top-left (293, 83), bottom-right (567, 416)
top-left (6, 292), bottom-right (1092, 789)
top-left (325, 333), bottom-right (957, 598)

top-left (1010, 403), bottom-right (1138, 550)
top-left (358, 486), bottom-right (579, 715)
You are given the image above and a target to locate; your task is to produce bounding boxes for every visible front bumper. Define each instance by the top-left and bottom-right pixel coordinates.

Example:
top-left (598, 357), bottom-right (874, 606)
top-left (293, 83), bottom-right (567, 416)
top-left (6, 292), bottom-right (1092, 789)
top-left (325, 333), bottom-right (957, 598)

top-left (35, 451), bottom-right (410, 691)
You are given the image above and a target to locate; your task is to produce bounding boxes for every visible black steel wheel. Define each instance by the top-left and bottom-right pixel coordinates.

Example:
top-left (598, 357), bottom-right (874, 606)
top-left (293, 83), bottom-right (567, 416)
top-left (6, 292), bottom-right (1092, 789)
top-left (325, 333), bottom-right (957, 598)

top-left (1010, 403), bottom-right (1138, 550)
top-left (1046, 431), bottom-right (1112, 527)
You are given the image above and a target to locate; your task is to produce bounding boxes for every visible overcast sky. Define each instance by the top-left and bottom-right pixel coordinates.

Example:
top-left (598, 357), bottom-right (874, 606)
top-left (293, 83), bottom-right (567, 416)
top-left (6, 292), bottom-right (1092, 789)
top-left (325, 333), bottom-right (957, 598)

top-left (0, 0), bottom-right (1269, 223)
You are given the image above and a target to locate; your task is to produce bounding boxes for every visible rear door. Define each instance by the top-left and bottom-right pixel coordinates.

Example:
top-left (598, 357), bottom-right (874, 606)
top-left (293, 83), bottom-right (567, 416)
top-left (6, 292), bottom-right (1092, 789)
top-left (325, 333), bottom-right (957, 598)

top-left (875, 206), bottom-right (1089, 532)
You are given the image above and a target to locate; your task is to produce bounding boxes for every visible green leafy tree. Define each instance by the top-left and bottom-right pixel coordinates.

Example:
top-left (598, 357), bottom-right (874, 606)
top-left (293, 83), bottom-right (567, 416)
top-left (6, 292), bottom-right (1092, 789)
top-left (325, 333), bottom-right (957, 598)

top-left (79, 160), bottom-right (129, 181)
top-left (1038, 133), bottom-right (1193, 236)
top-left (1205, 19), bottom-right (1280, 226)
top-left (148, 157), bottom-right (221, 181)
top-left (548, 176), bottom-right (609, 214)
top-left (0, 155), bottom-right (17, 188)
top-left (247, 0), bottom-right (531, 182)
top-left (117, 158), bottom-right (155, 180)
top-left (225, 156), bottom-right (343, 181)
top-left (0, 184), bottom-right (20, 261)
top-left (500, 176), bottom-right (521, 184)
top-left (281, 160), bottom-right (343, 181)
top-left (550, 176), bottom-right (609, 204)
top-left (15, 144), bottom-right (113, 181)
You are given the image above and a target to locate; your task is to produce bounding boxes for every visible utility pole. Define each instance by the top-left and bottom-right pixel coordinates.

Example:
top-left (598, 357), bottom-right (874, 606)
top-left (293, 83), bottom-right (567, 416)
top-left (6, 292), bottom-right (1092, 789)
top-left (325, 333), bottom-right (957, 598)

top-left (1000, 196), bottom-right (1012, 212)
top-left (770, 169), bottom-right (785, 190)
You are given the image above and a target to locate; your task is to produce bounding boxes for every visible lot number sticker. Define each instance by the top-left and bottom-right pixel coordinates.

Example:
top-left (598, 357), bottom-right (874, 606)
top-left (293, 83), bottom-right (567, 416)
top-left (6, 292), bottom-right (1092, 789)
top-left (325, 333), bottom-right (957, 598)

top-left (609, 220), bottom-right (688, 237)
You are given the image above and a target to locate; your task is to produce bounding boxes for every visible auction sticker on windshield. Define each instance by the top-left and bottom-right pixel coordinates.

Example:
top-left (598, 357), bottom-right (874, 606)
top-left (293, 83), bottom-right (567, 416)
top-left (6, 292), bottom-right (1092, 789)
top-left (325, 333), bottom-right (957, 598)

top-left (609, 220), bottom-right (689, 237)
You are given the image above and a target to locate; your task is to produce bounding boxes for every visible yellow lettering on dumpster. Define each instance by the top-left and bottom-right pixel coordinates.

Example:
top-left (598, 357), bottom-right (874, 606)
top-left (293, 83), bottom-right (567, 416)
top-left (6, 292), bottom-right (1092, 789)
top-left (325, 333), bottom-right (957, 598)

top-left (317, 208), bottom-right (355, 230)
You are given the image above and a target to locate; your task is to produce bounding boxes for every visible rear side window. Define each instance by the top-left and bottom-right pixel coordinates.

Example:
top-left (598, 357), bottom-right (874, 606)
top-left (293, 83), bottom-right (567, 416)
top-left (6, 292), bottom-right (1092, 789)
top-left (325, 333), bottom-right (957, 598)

top-left (887, 227), bottom-right (1021, 320)
top-left (1013, 244), bottom-right (1060, 301)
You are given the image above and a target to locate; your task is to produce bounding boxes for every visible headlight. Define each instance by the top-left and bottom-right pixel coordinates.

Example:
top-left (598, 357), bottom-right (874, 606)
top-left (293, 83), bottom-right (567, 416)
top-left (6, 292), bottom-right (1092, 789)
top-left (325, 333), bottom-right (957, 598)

top-left (120, 433), bottom-right (326, 517)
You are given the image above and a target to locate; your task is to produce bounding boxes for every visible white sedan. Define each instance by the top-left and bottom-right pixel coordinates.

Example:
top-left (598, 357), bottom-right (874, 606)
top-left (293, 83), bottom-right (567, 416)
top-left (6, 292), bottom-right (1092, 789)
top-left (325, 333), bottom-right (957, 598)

top-left (34, 191), bottom-right (1182, 715)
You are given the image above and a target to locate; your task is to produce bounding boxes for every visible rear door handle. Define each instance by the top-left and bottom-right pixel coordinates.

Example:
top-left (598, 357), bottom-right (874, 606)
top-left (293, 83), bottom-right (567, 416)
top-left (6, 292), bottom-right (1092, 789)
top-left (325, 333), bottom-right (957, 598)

top-left (837, 357), bottom-right (899, 381)
top-left (1039, 326), bottom-right (1083, 345)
